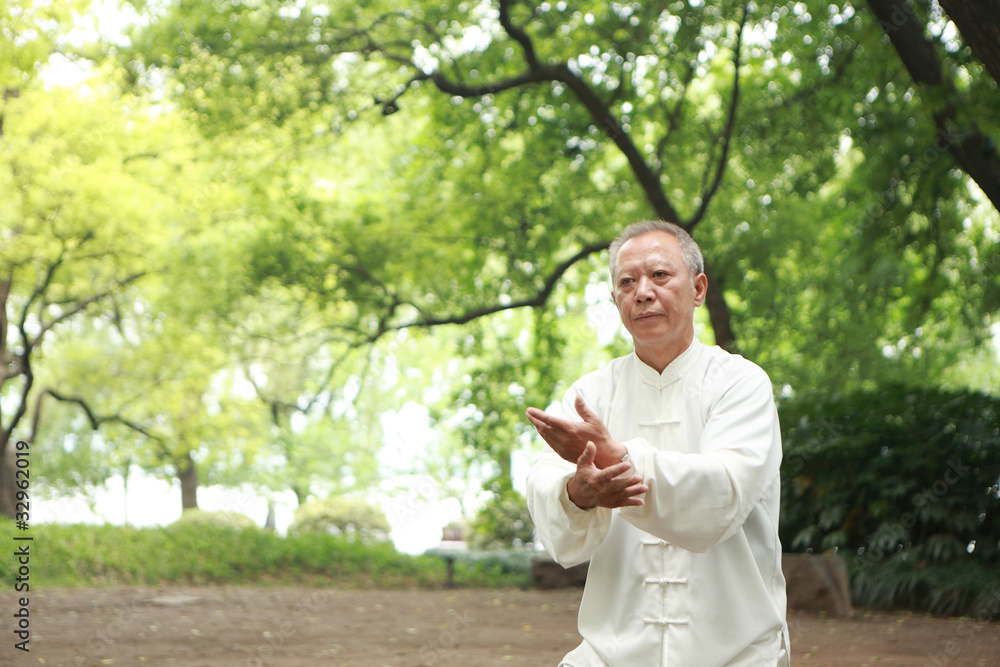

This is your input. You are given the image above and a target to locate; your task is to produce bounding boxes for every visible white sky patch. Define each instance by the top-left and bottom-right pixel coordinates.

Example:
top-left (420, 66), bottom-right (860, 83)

top-left (75, 0), bottom-right (143, 47)
top-left (32, 473), bottom-right (299, 535)
top-left (42, 53), bottom-right (95, 89)
top-left (585, 282), bottom-right (622, 346)
top-left (379, 475), bottom-right (464, 555)
top-left (412, 42), bottom-right (440, 74)
top-left (378, 401), bottom-right (438, 476)
top-left (40, 0), bottom-right (144, 88)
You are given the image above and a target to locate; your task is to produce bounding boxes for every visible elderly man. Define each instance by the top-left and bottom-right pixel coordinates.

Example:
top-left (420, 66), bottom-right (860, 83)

top-left (526, 220), bottom-right (789, 666)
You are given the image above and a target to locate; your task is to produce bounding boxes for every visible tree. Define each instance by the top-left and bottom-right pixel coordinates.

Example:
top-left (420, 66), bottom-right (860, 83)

top-left (234, 285), bottom-right (392, 505)
top-left (108, 0), bottom-right (998, 517)
top-left (126, 0), bottom-right (998, 388)
top-left (0, 74), bottom-right (172, 516)
top-left (0, 0), bottom-right (277, 515)
top-left (126, 0), bottom-right (753, 348)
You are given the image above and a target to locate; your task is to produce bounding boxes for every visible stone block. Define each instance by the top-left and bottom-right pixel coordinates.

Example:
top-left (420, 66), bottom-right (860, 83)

top-left (782, 552), bottom-right (853, 617)
top-left (531, 552), bottom-right (589, 589)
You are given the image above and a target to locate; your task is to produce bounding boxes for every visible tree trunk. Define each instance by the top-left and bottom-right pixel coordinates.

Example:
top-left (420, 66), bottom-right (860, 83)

top-left (122, 460), bottom-right (131, 526)
top-left (0, 277), bottom-right (15, 519)
top-left (937, 0), bottom-right (1000, 86)
top-left (0, 435), bottom-right (14, 519)
top-left (177, 452), bottom-right (199, 511)
top-left (702, 263), bottom-right (736, 352)
top-left (866, 0), bottom-right (1000, 213)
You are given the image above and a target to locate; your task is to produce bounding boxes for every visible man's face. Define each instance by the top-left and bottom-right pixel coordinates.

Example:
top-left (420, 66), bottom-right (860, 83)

top-left (611, 231), bottom-right (708, 360)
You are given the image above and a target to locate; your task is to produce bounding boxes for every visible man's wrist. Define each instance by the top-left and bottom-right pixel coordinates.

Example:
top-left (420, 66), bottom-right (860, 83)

top-left (566, 477), bottom-right (595, 511)
top-left (594, 441), bottom-right (629, 469)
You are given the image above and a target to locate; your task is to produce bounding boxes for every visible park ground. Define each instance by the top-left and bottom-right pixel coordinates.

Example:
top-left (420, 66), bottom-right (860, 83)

top-left (2, 586), bottom-right (999, 666)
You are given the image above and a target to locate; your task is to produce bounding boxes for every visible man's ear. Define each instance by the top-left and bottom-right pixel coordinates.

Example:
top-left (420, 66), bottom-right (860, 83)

top-left (693, 273), bottom-right (708, 307)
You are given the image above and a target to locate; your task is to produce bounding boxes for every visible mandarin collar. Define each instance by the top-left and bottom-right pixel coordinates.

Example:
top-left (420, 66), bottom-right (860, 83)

top-left (633, 339), bottom-right (704, 388)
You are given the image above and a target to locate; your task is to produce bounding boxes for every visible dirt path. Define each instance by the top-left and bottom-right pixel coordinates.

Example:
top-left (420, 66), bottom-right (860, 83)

top-left (2, 586), bottom-right (999, 666)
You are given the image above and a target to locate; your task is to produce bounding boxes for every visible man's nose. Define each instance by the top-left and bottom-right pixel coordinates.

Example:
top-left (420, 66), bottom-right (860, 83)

top-left (634, 276), bottom-right (654, 301)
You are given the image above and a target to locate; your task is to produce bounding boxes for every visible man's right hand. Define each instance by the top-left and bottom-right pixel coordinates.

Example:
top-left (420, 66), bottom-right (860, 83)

top-left (567, 442), bottom-right (648, 510)
top-left (526, 394), bottom-right (628, 469)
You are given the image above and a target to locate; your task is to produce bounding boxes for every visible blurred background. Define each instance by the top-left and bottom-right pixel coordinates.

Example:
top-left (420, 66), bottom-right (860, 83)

top-left (1, 0), bottom-right (998, 615)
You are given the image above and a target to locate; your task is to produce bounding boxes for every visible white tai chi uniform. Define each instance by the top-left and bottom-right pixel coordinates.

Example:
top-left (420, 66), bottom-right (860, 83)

top-left (527, 340), bottom-right (790, 667)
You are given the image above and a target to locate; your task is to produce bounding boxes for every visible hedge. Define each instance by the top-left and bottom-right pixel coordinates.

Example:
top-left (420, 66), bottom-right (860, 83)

top-left (779, 384), bottom-right (1000, 617)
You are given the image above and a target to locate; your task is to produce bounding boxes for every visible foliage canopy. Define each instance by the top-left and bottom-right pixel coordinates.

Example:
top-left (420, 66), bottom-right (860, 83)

top-left (1, 1), bottom-right (997, 557)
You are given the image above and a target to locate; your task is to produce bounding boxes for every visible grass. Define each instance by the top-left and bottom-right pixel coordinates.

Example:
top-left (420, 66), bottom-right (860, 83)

top-left (8, 521), bottom-right (997, 621)
top-left (0, 521), bottom-right (532, 589)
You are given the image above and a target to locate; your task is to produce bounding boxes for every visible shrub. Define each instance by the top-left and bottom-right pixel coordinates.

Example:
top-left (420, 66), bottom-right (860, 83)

top-left (0, 521), bottom-right (446, 588)
top-left (850, 555), bottom-right (1000, 619)
top-left (169, 509), bottom-right (260, 531)
top-left (289, 496), bottom-right (391, 543)
top-left (468, 489), bottom-right (534, 550)
top-left (778, 384), bottom-right (1000, 617)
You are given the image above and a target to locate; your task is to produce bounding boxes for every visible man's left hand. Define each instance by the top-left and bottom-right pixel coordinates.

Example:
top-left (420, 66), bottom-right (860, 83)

top-left (526, 393), bottom-right (628, 469)
top-left (567, 442), bottom-right (647, 510)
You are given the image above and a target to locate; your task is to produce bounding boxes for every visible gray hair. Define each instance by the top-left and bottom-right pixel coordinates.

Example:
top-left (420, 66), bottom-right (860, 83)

top-left (608, 220), bottom-right (704, 286)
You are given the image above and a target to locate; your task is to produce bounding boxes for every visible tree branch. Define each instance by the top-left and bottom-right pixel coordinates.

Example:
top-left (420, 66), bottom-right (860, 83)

top-left (655, 63), bottom-right (696, 174)
top-left (30, 387), bottom-right (168, 447)
top-left (4, 263), bottom-right (147, 441)
top-left (866, 0), bottom-right (1000, 212)
top-left (498, 0), bottom-right (541, 68)
top-left (427, 67), bottom-right (555, 98)
top-left (552, 62), bottom-right (682, 224)
top-left (388, 240), bottom-right (608, 332)
top-left (34, 271), bottom-right (147, 343)
top-left (21, 248), bottom-right (67, 334)
top-left (688, 5), bottom-right (747, 228)
top-left (375, 9), bottom-right (684, 224)
top-left (354, 7), bottom-right (742, 349)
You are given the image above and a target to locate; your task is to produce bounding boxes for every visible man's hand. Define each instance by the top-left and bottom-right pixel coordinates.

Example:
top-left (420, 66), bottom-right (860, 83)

top-left (526, 393), bottom-right (627, 469)
top-left (567, 442), bottom-right (648, 510)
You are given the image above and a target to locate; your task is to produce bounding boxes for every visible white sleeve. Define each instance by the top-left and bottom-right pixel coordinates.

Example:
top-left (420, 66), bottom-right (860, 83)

top-left (526, 447), bottom-right (612, 567)
top-left (618, 366), bottom-right (782, 552)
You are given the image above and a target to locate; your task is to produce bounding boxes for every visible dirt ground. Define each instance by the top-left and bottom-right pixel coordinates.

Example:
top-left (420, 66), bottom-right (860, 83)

top-left (2, 586), bottom-right (999, 666)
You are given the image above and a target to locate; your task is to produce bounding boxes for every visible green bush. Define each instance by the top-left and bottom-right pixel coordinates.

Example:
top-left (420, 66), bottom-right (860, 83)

top-left (0, 521), bottom-right (447, 588)
top-left (289, 496), bottom-right (391, 543)
top-left (169, 509), bottom-right (260, 531)
top-left (779, 384), bottom-right (1000, 617)
top-left (449, 549), bottom-right (533, 587)
top-left (467, 489), bottom-right (534, 550)
top-left (850, 555), bottom-right (1000, 618)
